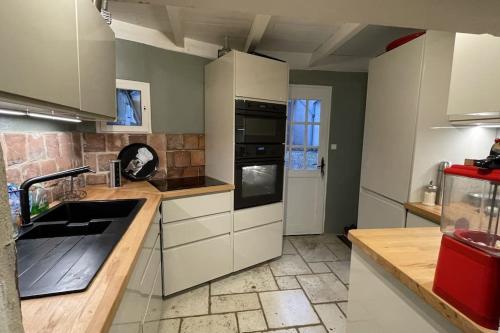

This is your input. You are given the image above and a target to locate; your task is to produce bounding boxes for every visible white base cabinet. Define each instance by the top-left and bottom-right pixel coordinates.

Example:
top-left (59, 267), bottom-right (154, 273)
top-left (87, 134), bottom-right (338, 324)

top-left (234, 221), bottom-right (283, 271)
top-left (162, 192), bottom-right (233, 296)
top-left (406, 212), bottom-right (438, 228)
top-left (347, 246), bottom-right (461, 333)
top-left (162, 192), bottom-right (284, 295)
top-left (110, 212), bottom-right (162, 333)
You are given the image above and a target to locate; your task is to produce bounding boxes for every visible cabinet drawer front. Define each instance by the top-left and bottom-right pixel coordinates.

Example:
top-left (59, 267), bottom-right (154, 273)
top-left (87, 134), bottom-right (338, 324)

top-left (164, 234), bottom-right (232, 295)
top-left (163, 212), bottom-right (232, 248)
top-left (234, 221), bottom-right (283, 271)
top-left (162, 192), bottom-right (232, 223)
top-left (234, 202), bottom-right (283, 231)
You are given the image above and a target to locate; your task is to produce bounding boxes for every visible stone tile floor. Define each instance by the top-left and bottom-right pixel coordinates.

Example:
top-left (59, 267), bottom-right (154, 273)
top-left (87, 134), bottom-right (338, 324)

top-left (160, 234), bottom-right (351, 333)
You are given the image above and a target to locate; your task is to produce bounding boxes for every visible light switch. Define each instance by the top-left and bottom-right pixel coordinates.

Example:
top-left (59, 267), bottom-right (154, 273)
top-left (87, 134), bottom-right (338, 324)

top-left (331, 144), bottom-right (337, 150)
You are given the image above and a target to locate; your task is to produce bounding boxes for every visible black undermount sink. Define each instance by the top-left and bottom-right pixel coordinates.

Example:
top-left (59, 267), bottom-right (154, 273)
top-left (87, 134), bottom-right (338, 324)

top-left (16, 199), bottom-right (145, 299)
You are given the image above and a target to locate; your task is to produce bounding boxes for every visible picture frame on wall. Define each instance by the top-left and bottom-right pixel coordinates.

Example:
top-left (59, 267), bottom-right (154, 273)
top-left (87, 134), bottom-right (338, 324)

top-left (98, 79), bottom-right (152, 133)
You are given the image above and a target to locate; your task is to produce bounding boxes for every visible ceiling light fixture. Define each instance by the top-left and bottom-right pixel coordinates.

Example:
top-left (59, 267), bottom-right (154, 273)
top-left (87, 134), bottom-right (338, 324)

top-left (28, 112), bottom-right (82, 123)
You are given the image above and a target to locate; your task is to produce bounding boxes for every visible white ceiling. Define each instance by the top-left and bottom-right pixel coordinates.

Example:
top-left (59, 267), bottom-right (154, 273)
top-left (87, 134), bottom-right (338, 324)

top-left (107, 1), bottom-right (423, 71)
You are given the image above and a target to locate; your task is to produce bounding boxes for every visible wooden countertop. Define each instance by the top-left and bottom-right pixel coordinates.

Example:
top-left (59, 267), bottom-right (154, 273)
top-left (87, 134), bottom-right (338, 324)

top-left (348, 228), bottom-right (495, 333)
top-left (404, 202), bottom-right (442, 224)
top-left (94, 179), bottom-right (234, 199)
top-left (20, 187), bottom-right (162, 333)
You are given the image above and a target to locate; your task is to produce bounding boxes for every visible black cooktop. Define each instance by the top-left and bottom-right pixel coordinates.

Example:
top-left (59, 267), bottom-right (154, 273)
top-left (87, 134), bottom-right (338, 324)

top-left (148, 176), bottom-right (226, 192)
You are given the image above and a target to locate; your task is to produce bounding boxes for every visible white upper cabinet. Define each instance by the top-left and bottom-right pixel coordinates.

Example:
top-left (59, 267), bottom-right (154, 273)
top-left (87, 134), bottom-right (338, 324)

top-left (76, 0), bottom-right (116, 118)
top-left (447, 33), bottom-right (500, 120)
top-left (0, 0), bottom-right (115, 120)
top-left (0, 0), bottom-right (81, 110)
top-left (234, 51), bottom-right (289, 103)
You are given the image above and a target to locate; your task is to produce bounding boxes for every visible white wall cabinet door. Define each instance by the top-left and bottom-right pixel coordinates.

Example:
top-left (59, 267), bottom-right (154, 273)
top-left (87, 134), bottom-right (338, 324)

top-left (235, 51), bottom-right (289, 102)
top-left (0, 0), bottom-right (81, 109)
top-left (76, 0), bottom-right (116, 118)
top-left (447, 33), bottom-right (500, 117)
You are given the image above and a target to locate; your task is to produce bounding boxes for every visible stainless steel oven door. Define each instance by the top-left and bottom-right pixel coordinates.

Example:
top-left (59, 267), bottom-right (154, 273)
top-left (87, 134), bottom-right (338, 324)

top-left (234, 158), bottom-right (284, 210)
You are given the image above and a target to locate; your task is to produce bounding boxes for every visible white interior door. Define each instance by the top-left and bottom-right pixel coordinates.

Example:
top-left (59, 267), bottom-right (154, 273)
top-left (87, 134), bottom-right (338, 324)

top-left (284, 85), bottom-right (332, 235)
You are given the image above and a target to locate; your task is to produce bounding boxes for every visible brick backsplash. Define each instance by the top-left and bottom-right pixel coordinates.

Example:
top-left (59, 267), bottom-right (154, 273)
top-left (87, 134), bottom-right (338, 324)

top-left (1, 131), bottom-right (206, 203)
top-left (0, 132), bottom-right (84, 203)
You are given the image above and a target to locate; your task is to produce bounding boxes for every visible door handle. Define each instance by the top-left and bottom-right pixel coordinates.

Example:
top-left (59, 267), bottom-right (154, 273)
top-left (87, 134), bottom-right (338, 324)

top-left (317, 157), bottom-right (325, 176)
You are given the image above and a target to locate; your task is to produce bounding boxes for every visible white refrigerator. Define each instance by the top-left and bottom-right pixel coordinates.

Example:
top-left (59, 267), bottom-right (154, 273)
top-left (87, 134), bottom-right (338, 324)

top-left (357, 33), bottom-right (424, 229)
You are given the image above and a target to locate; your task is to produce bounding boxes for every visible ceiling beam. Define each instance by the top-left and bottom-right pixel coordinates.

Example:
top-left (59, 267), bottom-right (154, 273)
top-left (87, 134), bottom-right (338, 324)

top-left (137, 0), bottom-right (500, 37)
top-left (244, 14), bottom-right (272, 52)
top-left (309, 23), bottom-right (367, 67)
top-left (166, 5), bottom-right (184, 47)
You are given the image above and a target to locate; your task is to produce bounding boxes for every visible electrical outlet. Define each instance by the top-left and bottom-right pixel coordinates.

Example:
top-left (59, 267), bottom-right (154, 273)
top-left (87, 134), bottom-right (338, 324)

top-left (331, 144), bottom-right (337, 150)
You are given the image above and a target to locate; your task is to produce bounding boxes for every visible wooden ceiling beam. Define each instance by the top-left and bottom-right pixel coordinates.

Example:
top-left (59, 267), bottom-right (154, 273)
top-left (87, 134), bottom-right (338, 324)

top-left (309, 23), bottom-right (366, 67)
top-left (244, 14), bottom-right (272, 52)
top-left (166, 5), bottom-right (184, 47)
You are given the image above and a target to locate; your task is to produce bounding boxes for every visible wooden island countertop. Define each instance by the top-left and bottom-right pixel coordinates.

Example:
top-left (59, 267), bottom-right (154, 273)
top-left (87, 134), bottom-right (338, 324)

top-left (348, 228), bottom-right (496, 333)
top-left (20, 186), bottom-right (162, 333)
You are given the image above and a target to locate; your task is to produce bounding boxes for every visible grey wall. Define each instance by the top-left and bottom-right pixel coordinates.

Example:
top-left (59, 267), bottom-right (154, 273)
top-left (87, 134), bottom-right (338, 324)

top-left (289, 70), bottom-right (368, 234)
top-left (113, 39), bottom-right (210, 133)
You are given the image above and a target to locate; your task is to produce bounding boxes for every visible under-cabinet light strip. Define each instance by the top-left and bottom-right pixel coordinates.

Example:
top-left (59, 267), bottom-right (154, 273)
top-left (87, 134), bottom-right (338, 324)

top-left (0, 108), bottom-right (81, 123)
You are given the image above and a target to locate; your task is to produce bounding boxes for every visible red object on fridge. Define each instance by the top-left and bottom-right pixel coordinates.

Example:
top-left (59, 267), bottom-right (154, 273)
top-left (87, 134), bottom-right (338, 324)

top-left (385, 31), bottom-right (426, 52)
top-left (433, 235), bottom-right (500, 330)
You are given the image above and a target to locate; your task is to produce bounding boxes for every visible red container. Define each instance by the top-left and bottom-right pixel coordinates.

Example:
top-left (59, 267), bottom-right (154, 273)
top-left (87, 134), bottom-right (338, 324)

top-left (433, 235), bottom-right (500, 330)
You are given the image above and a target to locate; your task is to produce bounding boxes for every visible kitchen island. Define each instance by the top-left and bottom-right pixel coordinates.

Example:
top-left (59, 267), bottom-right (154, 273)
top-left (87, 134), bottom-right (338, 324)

top-left (20, 186), bottom-right (162, 333)
top-left (347, 228), bottom-right (496, 333)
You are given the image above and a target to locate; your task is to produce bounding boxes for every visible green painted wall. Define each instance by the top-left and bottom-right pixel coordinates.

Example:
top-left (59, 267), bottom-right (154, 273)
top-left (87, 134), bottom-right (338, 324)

top-left (289, 70), bottom-right (368, 234)
top-left (113, 39), bottom-right (210, 133)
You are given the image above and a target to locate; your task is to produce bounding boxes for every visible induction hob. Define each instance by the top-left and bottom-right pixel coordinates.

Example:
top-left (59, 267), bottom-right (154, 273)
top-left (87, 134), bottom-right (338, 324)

top-left (148, 176), bottom-right (226, 192)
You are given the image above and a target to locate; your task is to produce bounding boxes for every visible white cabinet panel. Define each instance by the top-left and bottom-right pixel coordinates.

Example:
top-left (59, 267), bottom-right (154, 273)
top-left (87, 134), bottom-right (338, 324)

top-left (447, 33), bottom-right (500, 117)
top-left (235, 51), bottom-right (289, 102)
top-left (234, 221), bottom-right (283, 271)
top-left (358, 189), bottom-right (406, 229)
top-left (0, 0), bottom-right (80, 109)
top-left (162, 192), bottom-right (232, 222)
top-left (142, 264), bottom-right (163, 333)
top-left (163, 212), bottom-right (232, 248)
top-left (164, 234), bottom-right (232, 295)
top-left (406, 212), bottom-right (438, 228)
top-left (360, 36), bottom-right (424, 202)
top-left (234, 202), bottom-right (283, 231)
top-left (112, 229), bottom-right (160, 327)
top-left (76, 0), bottom-right (116, 118)
top-left (347, 246), bottom-right (461, 333)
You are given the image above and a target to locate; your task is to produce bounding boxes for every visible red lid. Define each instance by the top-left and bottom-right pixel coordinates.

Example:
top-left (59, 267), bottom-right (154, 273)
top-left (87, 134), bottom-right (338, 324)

top-left (444, 165), bottom-right (500, 182)
top-left (495, 138), bottom-right (500, 143)
top-left (385, 31), bottom-right (426, 52)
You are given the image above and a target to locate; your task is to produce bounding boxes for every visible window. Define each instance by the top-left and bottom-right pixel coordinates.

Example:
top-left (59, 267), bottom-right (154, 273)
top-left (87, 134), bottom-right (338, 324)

top-left (98, 79), bottom-right (151, 133)
top-left (286, 99), bottom-right (321, 170)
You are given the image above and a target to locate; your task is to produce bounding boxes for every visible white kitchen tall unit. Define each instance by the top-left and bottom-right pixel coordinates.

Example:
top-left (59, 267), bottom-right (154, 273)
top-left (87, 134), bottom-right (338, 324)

top-left (358, 31), bottom-right (496, 229)
top-left (205, 51), bottom-right (289, 271)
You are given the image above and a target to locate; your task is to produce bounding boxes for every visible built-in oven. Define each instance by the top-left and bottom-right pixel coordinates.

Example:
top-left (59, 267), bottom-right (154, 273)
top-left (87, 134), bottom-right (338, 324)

top-left (235, 99), bottom-right (286, 144)
top-left (234, 143), bottom-right (285, 210)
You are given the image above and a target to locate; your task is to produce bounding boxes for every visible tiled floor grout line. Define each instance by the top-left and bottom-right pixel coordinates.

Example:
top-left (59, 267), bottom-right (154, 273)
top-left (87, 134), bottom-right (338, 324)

top-left (255, 293), bottom-right (270, 332)
top-left (281, 236), bottom-right (330, 332)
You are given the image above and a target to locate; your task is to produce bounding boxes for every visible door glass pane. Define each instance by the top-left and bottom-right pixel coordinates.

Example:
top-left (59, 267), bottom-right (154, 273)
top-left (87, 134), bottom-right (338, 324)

top-left (242, 165), bottom-right (277, 198)
top-left (290, 148), bottom-right (305, 170)
top-left (307, 100), bottom-right (321, 123)
top-left (291, 99), bottom-right (306, 122)
top-left (306, 148), bottom-right (319, 170)
top-left (306, 124), bottom-right (320, 146)
top-left (291, 124), bottom-right (305, 145)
